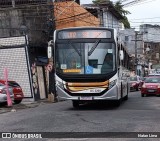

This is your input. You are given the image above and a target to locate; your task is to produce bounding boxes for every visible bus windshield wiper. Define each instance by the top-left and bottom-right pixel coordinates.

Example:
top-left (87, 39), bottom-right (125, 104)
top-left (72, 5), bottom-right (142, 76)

top-left (88, 39), bottom-right (101, 56)
top-left (69, 41), bottom-right (81, 56)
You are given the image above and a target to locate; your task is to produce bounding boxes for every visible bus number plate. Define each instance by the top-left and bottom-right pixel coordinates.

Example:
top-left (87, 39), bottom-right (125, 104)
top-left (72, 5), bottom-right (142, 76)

top-left (80, 97), bottom-right (92, 100)
top-left (90, 89), bottom-right (101, 93)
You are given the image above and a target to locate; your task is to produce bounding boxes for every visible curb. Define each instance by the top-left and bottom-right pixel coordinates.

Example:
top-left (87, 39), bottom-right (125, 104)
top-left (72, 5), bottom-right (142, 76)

top-left (0, 102), bottom-right (40, 114)
top-left (0, 99), bottom-right (59, 114)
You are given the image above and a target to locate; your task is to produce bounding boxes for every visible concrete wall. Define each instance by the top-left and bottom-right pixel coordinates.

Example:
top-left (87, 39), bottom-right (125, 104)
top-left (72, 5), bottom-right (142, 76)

top-left (0, 4), bottom-right (52, 47)
top-left (140, 24), bottom-right (160, 43)
top-left (103, 11), bottom-right (123, 31)
top-left (119, 28), bottom-right (143, 55)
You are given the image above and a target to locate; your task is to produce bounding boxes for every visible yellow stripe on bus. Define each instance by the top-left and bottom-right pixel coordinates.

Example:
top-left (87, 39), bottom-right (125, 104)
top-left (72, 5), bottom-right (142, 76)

top-left (63, 69), bottom-right (81, 73)
top-left (67, 80), bottom-right (109, 87)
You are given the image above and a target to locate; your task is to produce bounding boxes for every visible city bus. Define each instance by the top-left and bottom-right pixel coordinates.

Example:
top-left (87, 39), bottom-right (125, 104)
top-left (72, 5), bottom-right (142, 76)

top-left (48, 27), bottom-right (130, 108)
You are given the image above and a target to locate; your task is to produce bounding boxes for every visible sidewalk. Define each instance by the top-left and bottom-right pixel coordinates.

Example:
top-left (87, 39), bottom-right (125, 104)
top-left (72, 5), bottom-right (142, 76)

top-left (0, 98), bottom-right (57, 114)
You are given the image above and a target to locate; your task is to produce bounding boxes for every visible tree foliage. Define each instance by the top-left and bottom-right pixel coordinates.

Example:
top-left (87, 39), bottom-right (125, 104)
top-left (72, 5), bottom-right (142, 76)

top-left (114, 1), bottom-right (130, 28)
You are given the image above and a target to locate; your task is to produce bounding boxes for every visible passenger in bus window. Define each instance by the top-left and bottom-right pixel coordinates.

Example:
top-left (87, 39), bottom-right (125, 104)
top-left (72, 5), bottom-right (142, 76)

top-left (71, 60), bottom-right (77, 68)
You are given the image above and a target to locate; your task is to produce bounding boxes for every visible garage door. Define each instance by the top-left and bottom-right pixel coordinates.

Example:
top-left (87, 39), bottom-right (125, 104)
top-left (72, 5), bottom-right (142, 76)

top-left (0, 36), bottom-right (34, 99)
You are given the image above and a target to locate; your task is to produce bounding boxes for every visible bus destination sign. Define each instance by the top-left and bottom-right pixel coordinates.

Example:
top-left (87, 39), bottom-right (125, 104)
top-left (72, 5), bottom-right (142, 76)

top-left (58, 30), bottom-right (112, 39)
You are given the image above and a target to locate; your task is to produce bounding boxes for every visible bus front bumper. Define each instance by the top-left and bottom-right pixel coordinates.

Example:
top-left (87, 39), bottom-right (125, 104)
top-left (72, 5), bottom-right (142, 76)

top-left (57, 85), bottom-right (118, 101)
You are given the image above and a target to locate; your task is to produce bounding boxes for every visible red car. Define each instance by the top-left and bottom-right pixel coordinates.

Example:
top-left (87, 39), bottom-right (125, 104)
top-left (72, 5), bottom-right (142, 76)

top-left (141, 77), bottom-right (160, 97)
top-left (129, 75), bottom-right (143, 91)
top-left (0, 80), bottom-right (24, 104)
top-left (138, 77), bottom-right (147, 90)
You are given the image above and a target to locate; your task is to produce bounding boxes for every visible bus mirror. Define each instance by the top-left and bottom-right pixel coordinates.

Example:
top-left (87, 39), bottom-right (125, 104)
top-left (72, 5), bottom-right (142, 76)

top-left (48, 40), bottom-right (53, 58)
top-left (119, 50), bottom-right (124, 60)
top-left (48, 46), bottom-right (52, 58)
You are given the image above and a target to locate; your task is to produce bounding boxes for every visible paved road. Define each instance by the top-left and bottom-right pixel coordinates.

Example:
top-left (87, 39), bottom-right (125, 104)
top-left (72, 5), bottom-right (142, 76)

top-left (0, 91), bottom-right (160, 140)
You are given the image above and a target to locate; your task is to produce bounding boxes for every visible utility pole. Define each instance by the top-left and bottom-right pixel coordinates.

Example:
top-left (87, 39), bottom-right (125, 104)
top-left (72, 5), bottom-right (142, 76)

top-left (135, 31), bottom-right (138, 75)
top-left (132, 31), bottom-right (142, 75)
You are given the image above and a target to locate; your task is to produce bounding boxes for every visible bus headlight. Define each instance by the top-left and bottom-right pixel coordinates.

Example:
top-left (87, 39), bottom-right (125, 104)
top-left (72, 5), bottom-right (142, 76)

top-left (56, 81), bottom-right (64, 89)
top-left (109, 79), bottom-right (117, 89)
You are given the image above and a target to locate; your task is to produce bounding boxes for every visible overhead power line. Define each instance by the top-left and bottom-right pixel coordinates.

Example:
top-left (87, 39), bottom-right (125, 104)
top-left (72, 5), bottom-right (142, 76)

top-left (129, 17), bottom-right (160, 21)
top-left (123, 0), bottom-right (148, 7)
top-left (130, 21), bottom-right (160, 23)
top-left (115, 0), bottom-right (157, 7)
top-left (124, 0), bottom-right (156, 7)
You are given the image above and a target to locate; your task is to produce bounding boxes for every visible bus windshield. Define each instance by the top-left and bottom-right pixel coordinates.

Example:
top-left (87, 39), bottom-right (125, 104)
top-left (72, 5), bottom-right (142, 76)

top-left (55, 41), bottom-right (116, 75)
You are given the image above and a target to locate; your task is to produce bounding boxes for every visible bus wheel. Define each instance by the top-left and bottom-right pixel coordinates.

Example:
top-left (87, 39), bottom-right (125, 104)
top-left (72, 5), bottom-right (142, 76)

top-left (124, 84), bottom-right (129, 100)
top-left (141, 94), bottom-right (144, 97)
top-left (72, 100), bottom-right (79, 108)
top-left (124, 94), bottom-right (128, 100)
top-left (114, 100), bottom-right (121, 107)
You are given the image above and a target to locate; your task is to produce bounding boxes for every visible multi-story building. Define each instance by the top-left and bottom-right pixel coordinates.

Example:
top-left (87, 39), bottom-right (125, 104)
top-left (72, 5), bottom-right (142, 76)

top-left (82, 1), bottom-right (124, 32)
top-left (120, 24), bottom-right (160, 76)
top-left (140, 24), bottom-right (160, 71)
top-left (119, 28), bottom-right (144, 75)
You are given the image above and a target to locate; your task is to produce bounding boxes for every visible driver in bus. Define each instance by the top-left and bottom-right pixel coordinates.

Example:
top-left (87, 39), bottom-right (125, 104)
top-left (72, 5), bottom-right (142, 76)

top-left (101, 53), bottom-right (113, 73)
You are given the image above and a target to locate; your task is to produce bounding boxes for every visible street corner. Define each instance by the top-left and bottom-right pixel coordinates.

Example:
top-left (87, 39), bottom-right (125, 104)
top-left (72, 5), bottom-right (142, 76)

top-left (15, 102), bottom-right (40, 109)
top-left (37, 97), bottom-right (59, 104)
top-left (0, 102), bottom-right (40, 114)
top-left (0, 98), bottom-right (60, 114)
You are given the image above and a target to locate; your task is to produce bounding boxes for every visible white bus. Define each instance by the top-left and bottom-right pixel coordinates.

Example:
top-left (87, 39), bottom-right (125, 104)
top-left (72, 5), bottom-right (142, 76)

top-left (48, 27), bottom-right (130, 108)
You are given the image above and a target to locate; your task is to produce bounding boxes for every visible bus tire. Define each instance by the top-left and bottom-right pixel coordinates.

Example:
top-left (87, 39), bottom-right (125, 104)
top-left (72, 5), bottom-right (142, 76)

top-left (14, 100), bottom-right (22, 104)
top-left (114, 99), bottom-right (121, 107)
top-left (124, 94), bottom-right (128, 100)
top-left (141, 94), bottom-right (144, 97)
top-left (124, 83), bottom-right (129, 100)
top-left (72, 100), bottom-right (79, 108)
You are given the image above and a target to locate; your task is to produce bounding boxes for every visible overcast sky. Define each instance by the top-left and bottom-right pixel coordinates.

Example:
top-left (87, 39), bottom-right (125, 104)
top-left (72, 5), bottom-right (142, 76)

top-left (80, 0), bottom-right (160, 30)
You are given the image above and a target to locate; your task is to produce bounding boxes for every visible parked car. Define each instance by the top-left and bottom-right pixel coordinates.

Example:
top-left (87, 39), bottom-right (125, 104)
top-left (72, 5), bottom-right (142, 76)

top-left (129, 75), bottom-right (143, 91)
top-left (138, 77), bottom-right (147, 90)
top-left (0, 83), bottom-right (14, 103)
top-left (141, 77), bottom-right (160, 97)
top-left (0, 80), bottom-right (24, 104)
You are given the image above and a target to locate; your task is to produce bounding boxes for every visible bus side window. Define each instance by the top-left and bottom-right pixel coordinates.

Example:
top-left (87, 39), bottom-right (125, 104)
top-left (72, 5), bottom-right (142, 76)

top-left (117, 45), bottom-right (120, 67)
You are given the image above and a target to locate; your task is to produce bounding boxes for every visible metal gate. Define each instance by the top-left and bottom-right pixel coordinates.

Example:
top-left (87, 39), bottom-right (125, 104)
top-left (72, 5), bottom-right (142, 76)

top-left (0, 36), bottom-right (34, 100)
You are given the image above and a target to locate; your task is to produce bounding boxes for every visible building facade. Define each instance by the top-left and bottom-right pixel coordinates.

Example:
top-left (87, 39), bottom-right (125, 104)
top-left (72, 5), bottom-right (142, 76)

top-left (140, 24), bottom-right (160, 73)
top-left (119, 28), bottom-right (145, 76)
top-left (82, 2), bottom-right (124, 32)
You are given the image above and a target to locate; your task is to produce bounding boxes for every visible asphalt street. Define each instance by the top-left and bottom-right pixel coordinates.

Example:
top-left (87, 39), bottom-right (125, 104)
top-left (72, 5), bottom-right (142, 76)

top-left (0, 91), bottom-right (160, 141)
